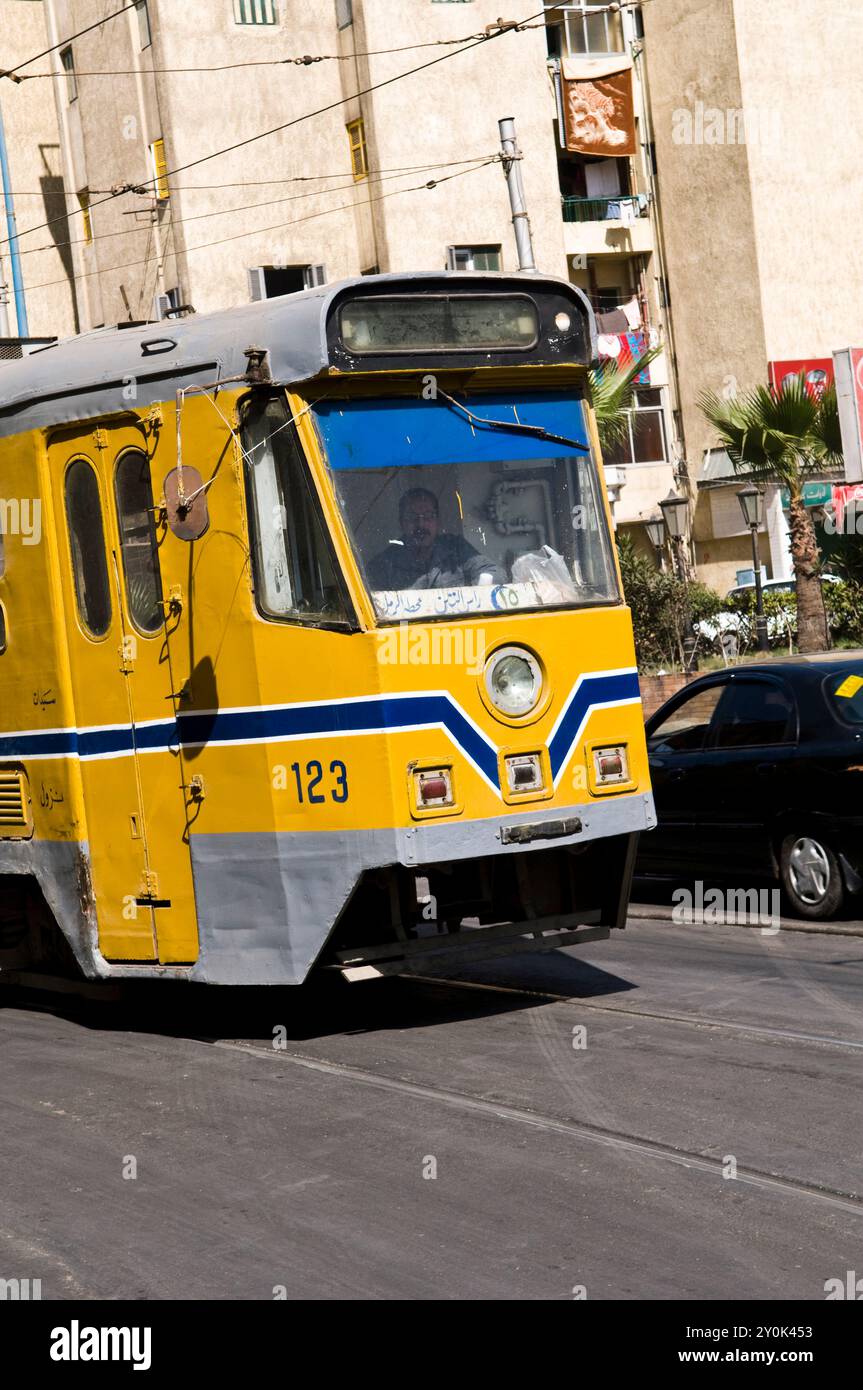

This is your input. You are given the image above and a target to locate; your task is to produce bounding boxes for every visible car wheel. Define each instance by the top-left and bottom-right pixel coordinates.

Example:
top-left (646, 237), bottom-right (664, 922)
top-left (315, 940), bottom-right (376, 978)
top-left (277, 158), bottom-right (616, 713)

top-left (779, 833), bottom-right (844, 920)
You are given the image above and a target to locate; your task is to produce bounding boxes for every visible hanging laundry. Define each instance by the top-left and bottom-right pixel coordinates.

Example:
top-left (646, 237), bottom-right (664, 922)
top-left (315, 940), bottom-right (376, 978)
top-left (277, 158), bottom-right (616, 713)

top-left (597, 334), bottom-right (622, 358)
top-left (561, 55), bottom-right (637, 158)
top-left (622, 297), bottom-right (641, 330)
top-left (596, 308), bottom-right (629, 334)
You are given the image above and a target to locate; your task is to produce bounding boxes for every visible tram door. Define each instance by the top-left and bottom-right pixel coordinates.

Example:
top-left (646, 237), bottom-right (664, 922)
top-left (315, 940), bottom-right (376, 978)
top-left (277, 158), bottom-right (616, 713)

top-left (49, 423), bottom-right (199, 964)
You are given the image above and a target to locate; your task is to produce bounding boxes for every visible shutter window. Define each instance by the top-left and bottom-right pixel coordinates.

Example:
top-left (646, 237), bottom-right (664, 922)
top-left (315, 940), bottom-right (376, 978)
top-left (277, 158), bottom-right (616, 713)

top-left (150, 139), bottom-right (169, 201)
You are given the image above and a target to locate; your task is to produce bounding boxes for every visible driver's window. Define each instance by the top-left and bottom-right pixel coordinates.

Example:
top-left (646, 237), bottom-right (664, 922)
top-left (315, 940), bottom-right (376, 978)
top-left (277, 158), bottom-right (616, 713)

top-left (242, 397), bottom-right (351, 625)
top-left (648, 684), bottom-right (725, 753)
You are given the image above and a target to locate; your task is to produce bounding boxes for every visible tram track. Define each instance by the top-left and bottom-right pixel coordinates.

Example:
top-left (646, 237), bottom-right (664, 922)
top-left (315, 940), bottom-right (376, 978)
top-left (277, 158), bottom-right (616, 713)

top-left (410, 973), bottom-right (863, 1053)
top-left (212, 1037), bottom-right (863, 1218)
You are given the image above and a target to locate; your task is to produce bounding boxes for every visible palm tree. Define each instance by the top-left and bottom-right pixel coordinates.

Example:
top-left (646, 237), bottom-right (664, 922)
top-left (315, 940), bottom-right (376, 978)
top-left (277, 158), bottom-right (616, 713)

top-left (700, 377), bottom-right (843, 654)
top-left (589, 349), bottom-right (660, 454)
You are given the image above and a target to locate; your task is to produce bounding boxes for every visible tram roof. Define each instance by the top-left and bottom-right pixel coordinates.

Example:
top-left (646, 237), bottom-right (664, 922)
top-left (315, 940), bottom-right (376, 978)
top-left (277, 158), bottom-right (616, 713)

top-left (0, 272), bottom-right (595, 440)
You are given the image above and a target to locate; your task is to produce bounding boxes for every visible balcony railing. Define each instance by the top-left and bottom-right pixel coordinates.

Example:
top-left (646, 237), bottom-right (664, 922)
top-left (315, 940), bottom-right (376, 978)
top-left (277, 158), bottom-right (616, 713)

top-left (562, 194), bottom-right (647, 223)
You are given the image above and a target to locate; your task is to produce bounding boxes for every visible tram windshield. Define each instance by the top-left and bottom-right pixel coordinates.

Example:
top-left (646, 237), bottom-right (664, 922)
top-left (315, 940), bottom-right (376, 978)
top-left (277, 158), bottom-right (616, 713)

top-left (313, 391), bottom-right (619, 621)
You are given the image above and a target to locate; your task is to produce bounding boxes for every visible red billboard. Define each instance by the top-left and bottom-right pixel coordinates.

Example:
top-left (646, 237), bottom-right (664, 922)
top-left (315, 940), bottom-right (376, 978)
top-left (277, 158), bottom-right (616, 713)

top-left (768, 359), bottom-right (834, 398)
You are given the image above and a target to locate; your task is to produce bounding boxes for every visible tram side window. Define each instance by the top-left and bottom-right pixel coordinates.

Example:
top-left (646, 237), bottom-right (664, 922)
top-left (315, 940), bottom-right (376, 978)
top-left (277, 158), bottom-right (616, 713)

top-left (0, 602), bottom-right (6, 653)
top-left (115, 450), bottom-right (163, 634)
top-left (241, 397), bottom-right (351, 625)
top-left (65, 459), bottom-right (112, 638)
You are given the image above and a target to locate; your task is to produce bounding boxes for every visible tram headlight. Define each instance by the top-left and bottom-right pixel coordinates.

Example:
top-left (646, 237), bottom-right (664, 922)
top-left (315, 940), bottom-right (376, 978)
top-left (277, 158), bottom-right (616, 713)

top-left (484, 647), bottom-right (542, 718)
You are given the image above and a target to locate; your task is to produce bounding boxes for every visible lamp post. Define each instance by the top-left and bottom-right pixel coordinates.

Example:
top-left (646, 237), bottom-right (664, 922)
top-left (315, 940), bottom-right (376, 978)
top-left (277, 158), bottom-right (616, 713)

top-left (645, 514), bottom-right (665, 569)
top-left (737, 483), bottom-right (769, 653)
top-left (659, 489), bottom-right (689, 581)
top-left (659, 489), bottom-right (698, 671)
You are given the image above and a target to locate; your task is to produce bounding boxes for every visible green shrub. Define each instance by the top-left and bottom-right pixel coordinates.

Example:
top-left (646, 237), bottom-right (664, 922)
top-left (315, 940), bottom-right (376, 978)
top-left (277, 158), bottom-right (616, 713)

top-left (617, 534), bottom-right (718, 669)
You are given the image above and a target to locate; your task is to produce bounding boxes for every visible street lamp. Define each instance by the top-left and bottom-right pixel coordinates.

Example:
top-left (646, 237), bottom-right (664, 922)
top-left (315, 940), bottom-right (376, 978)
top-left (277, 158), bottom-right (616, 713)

top-left (644, 514), bottom-right (665, 570)
top-left (659, 490), bottom-right (689, 579)
top-left (737, 483), bottom-right (769, 652)
top-left (645, 514), bottom-right (665, 548)
top-left (659, 489), bottom-right (698, 670)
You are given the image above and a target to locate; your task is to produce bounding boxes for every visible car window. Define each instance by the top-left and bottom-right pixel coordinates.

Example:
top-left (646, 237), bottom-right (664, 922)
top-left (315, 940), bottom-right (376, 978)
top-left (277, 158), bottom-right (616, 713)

top-left (648, 684), bottom-right (725, 752)
top-left (711, 680), bottom-right (795, 748)
top-left (824, 666), bottom-right (863, 724)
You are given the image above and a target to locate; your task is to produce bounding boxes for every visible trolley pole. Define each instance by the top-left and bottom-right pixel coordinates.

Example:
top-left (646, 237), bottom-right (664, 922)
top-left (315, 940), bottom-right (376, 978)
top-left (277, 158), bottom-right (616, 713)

top-left (498, 117), bottom-right (537, 274)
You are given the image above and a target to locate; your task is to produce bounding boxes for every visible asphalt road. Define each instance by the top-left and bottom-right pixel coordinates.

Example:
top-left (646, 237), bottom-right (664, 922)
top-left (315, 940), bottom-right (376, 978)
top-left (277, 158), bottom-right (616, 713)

top-left (1, 915), bottom-right (862, 1301)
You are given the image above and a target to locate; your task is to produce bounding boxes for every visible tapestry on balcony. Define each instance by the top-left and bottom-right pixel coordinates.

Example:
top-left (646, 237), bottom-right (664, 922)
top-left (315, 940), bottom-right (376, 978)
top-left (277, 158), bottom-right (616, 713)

top-left (561, 55), bottom-right (636, 158)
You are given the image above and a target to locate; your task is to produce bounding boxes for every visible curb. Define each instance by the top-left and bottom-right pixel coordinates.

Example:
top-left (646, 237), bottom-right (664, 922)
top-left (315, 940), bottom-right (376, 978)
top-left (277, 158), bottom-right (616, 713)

top-left (628, 901), bottom-right (863, 939)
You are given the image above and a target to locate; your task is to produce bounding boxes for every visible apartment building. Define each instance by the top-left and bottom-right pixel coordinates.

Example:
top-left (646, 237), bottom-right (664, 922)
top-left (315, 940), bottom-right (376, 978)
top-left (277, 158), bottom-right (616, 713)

top-left (644, 0), bottom-right (863, 590)
top-left (6, 1), bottom-right (855, 592)
top-left (0, 0), bottom-right (77, 345)
top-left (28, 0), bottom-right (677, 546)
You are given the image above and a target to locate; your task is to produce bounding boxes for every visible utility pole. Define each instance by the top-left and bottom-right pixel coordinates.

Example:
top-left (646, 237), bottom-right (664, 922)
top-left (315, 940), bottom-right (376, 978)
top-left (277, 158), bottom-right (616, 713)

top-left (498, 117), bottom-right (537, 274)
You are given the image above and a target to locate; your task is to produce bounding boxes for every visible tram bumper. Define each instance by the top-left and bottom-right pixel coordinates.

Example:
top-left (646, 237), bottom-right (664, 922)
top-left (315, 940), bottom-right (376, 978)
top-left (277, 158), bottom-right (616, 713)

top-left (188, 791), bottom-right (655, 986)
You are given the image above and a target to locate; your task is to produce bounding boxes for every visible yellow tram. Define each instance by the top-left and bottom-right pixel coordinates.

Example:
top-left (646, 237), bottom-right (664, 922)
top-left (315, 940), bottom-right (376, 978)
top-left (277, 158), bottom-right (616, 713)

top-left (0, 273), bottom-right (654, 984)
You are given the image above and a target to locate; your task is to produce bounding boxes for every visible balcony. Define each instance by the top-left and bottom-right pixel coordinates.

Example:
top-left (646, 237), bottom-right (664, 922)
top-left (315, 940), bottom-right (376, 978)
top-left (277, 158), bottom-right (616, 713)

top-left (561, 194), bottom-right (654, 257)
top-left (562, 194), bottom-right (647, 223)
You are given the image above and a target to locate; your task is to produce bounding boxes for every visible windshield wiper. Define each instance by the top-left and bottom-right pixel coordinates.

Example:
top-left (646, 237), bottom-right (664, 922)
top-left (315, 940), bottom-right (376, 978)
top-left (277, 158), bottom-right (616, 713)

top-left (436, 388), bottom-right (590, 454)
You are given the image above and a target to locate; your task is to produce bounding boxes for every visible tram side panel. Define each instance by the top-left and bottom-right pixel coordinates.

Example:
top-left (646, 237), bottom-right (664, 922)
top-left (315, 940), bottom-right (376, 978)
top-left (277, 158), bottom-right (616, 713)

top-left (0, 427), bottom-right (101, 975)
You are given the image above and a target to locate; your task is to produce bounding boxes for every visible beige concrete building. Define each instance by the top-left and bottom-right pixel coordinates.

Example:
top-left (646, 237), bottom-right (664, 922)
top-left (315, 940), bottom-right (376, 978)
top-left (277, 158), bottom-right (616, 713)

top-left (29, 0), bottom-right (677, 537)
top-left (7, 1), bottom-right (856, 593)
top-left (0, 0), bottom-right (77, 344)
top-left (644, 0), bottom-right (863, 591)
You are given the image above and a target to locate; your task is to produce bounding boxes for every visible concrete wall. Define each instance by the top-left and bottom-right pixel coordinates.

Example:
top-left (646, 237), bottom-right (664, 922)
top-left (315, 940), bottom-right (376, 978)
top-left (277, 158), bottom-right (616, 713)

top-left (0, 0), bottom-right (77, 339)
top-left (643, 0), bottom-right (768, 487)
top-left (733, 0), bottom-right (863, 361)
top-left (357, 0), bottom-right (567, 278)
top-left (41, 0), bottom-right (572, 323)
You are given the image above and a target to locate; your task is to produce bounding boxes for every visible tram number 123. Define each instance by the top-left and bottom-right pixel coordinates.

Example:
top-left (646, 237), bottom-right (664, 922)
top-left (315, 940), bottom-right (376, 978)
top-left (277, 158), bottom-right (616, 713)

top-left (288, 759), bottom-right (349, 805)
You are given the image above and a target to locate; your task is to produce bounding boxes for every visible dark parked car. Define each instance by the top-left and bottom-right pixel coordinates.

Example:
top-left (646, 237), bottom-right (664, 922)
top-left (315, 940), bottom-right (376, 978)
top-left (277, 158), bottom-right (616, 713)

top-left (638, 653), bottom-right (863, 920)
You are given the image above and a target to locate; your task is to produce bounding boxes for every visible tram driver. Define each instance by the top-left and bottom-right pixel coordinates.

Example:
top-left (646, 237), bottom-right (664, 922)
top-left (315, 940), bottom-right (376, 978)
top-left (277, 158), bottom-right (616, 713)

top-left (368, 486), bottom-right (506, 591)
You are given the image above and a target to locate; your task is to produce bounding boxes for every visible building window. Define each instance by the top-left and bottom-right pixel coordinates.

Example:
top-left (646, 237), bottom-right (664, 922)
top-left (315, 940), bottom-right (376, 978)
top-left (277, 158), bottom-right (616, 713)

top-left (603, 388), bottom-right (669, 467)
top-left (546, 2), bottom-right (625, 57)
top-left (77, 190), bottom-right (92, 244)
top-left (446, 245), bottom-right (502, 271)
top-left (247, 265), bottom-right (327, 300)
top-left (233, 0), bottom-right (278, 24)
top-left (135, 0), bottom-right (152, 50)
top-left (149, 139), bottom-right (169, 201)
top-left (60, 46), bottom-right (77, 102)
top-left (346, 119), bottom-right (368, 180)
top-left (65, 460), bottom-right (112, 639)
top-left (335, 0), bottom-right (353, 28)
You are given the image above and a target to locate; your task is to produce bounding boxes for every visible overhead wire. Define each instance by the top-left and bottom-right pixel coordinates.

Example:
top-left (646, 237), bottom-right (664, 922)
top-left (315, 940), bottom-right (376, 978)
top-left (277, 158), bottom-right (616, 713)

top-left (3, 0), bottom-right (656, 79)
top-left (13, 156), bottom-right (497, 262)
top-left (24, 157), bottom-right (499, 295)
top-left (0, 5), bottom-right (550, 250)
top-left (1, 0), bottom-right (139, 79)
top-left (0, 156), bottom-right (505, 196)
